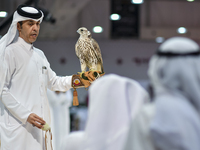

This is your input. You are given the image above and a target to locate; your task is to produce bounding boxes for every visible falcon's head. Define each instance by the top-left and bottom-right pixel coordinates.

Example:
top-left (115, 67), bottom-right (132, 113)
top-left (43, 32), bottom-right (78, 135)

top-left (77, 27), bottom-right (88, 37)
top-left (87, 31), bottom-right (92, 39)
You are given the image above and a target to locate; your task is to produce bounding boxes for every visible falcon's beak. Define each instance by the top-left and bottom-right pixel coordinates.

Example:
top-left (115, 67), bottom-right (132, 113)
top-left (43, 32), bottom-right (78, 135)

top-left (77, 29), bottom-right (80, 34)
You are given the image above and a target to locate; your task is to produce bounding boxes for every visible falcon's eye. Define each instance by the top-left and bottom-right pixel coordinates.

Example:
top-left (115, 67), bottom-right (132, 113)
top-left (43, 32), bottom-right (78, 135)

top-left (81, 29), bottom-right (83, 32)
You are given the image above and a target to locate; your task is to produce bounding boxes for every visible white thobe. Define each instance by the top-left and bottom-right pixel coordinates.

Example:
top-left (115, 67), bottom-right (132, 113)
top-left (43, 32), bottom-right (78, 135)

top-left (47, 90), bottom-right (72, 150)
top-left (0, 37), bottom-right (72, 150)
top-left (124, 104), bottom-right (156, 150)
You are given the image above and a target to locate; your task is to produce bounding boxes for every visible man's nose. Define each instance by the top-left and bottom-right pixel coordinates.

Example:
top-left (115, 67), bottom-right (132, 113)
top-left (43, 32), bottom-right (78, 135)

top-left (33, 24), bottom-right (39, 31)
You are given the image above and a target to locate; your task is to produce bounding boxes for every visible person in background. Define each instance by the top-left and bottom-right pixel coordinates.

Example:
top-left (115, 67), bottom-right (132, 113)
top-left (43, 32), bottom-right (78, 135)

top-left (124, 37), bottom-right (200, 150)
top-left (0, 4), bottom-right (73, 150)
top-left (47, 89), bottom-right (73, 150)
top-left (61, 73), bottom-right (149, 150)
top-left (60, 131), bottom-right (84, 150)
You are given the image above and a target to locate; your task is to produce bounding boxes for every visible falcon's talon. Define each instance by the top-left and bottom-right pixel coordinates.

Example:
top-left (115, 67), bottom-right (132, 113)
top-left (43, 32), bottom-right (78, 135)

top-left (77, 71), bottom-right (85, 74)
top-left (77, 71), bottom-right (85, 78)
top-left (96, 73), bottom-right (100, 79)
top-left (89, 69), bottom-right (95, 72)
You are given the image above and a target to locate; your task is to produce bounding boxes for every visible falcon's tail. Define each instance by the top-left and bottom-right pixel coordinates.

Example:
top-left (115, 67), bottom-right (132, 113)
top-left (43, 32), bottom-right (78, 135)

top-left (101, 64), bottom-right (104, 73)
top-left (97, 63), bottom-right (104, 73)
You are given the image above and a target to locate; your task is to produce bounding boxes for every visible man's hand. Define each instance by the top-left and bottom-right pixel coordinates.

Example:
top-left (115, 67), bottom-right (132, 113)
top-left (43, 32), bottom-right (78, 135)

top-left (27, 113), bottom-right (46, 129)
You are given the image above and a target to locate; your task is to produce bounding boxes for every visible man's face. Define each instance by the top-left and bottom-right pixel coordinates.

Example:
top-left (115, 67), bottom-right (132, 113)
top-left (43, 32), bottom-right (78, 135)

top-left (17, 20), bottom-right (40, 44)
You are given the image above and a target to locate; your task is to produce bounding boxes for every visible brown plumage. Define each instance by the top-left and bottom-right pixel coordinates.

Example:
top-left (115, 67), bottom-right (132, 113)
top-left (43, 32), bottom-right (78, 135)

top-left (75, 27), bottom-right (104, 73)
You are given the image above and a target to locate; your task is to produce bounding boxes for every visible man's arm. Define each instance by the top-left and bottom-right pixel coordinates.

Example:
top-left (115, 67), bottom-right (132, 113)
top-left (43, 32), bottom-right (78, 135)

top-left (41, 53), bottom-right (72, 91)
top-left (2, 86), bottom-right (45, 128)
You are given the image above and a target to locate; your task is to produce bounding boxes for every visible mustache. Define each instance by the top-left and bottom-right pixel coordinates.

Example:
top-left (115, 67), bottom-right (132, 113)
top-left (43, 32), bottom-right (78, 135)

top-left (30, 32), bottom-right (38, 35)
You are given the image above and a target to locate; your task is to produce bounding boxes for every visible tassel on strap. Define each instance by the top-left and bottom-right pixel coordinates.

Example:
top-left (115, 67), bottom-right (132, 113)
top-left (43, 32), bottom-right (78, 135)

top-left (73, 88), bottom-right (79, 106)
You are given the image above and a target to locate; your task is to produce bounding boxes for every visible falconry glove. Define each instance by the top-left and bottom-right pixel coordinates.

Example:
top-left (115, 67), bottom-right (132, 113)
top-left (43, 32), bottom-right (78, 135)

top-left (71, 71), bottom-right (105, 106)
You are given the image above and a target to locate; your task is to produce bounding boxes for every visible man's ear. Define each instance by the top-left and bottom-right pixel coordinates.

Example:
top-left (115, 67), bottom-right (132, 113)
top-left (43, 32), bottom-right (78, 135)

top-left (17, 22), bottom-right (21, 32)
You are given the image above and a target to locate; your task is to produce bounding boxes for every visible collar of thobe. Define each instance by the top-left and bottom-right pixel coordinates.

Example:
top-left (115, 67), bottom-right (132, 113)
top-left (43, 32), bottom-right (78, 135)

top-left (0, 5), bottom-right (43, 96)
top-left (18, 37), bottom-right (33, 51)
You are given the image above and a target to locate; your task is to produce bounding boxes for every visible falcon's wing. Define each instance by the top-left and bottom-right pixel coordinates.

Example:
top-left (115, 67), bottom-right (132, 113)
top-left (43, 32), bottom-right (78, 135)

top-left (91, 38), bottom-right (103, 63)
top-left (75, 40), bottom-right (81, 59)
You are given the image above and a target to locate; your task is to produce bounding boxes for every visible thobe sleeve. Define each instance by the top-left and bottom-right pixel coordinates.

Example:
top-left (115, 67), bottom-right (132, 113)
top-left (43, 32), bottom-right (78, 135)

top-left (42, 53), bottom-right (72, 91)
top-left (1, 48), bottom-right (32, 124)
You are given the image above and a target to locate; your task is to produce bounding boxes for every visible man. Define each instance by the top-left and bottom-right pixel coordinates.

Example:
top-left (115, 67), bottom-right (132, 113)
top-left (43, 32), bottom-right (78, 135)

top-left (124, 37), bottom-right (200, 150)
top-left (0, 4), bottom-right (73, 150)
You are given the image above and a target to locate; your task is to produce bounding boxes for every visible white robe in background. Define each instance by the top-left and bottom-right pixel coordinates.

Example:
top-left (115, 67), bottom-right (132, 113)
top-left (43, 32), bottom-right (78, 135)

top-left (61, 74), bottom-right (149, 150)
top-left (149, 37), bottom-right (200, 150)
top-left (124, 37), bottom-right (200, 150)
top-left (60, 131), bottom-right (84, 150)
top-left (62, 74), bottom-right (149, 150)
top-left (0, 37), bottom-right (72, 150)
top-left (124, 104), bottom-right (156, 150)
top-left (47, 89), bottom-right (72, 150)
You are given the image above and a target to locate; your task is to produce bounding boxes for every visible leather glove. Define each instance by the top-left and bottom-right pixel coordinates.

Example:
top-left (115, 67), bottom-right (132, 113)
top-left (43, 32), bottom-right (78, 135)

top-left (72, 71), bottom-right (105, 89)
top-left (71, 71), bottom-right (105, 106)
top-left (71, 74), bottom-right (90, 89)
top-left (82, 71), bottom-right (105, 82)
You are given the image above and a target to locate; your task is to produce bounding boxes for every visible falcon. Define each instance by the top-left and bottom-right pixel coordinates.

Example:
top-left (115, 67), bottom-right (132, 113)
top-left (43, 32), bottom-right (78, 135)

top-left (75, 27), bottom-right (104, 74)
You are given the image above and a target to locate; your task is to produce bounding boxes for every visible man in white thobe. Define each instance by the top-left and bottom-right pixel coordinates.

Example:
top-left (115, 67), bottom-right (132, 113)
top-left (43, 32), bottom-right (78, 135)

top-left (124, 37), bottom-right (200, 150)
top-left (0, 4), bottom-right (73, 150)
